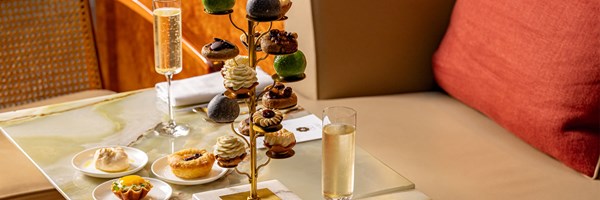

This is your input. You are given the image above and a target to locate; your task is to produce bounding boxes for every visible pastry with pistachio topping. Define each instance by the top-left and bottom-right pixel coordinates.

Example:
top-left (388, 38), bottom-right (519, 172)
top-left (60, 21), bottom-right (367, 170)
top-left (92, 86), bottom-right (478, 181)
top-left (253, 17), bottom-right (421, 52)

top-left (168, 148), bottom-right (216, 179)
top-left (111, 175), bottom-right (153, 200)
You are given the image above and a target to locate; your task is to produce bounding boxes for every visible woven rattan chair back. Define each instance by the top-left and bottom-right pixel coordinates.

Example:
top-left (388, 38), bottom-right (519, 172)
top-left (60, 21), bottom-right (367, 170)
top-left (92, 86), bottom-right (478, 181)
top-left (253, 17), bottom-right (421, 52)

top-left (0, 0), bottom-right (102, 109)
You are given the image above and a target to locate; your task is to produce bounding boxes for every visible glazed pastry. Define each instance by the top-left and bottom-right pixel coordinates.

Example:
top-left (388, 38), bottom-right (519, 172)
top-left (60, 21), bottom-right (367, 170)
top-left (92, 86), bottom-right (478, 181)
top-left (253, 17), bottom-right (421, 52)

top-left (262, 82), bottom-right (297, 109)
top-left (202, 0), bottom-right (235, 14)
top-left (111, 175), bottom-right (152, 200)
top-left (247, 0), bottom-right (281, 21)
top-left (263, 129), bottom-right (296, 154)
top-left (273, 50), bottom-right (306, 78)
top-left (221, 56), bottom-right (259, 95)
top-left (240, 32), bottom-right (262, 51)
top-left (201, 38), bottom-right (239, 61)
top-left (260, 29), bottom-right (298, 55)
top-left (168, 148), bottom-right (216, 179)
top-left (214, 135), bottom-right (247, 168)
top-left (94, 147), bottom-right (129, 172)
top-left (278, 0), bottom-right (292, 19)
top-left (252, 108), bottom-right (283, 132)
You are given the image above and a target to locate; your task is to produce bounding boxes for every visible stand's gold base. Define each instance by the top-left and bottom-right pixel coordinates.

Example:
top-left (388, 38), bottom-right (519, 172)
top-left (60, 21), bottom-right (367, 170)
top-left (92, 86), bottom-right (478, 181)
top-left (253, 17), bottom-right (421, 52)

top-left (219, 188), bottom-right (282, 200)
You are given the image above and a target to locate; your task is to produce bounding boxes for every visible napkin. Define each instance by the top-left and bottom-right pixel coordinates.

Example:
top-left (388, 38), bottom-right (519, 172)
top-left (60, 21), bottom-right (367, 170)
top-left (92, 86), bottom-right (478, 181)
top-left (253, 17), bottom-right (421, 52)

top-left (155, 68), bottom-right (273, 107)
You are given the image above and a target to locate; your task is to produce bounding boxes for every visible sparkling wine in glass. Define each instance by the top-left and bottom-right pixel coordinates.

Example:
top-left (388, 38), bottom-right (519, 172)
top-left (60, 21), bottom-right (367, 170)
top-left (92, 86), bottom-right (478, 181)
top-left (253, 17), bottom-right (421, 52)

top-left (322, 106), bottom-right (356, 200)
top-left (152, 0), bottom-right (189, 137)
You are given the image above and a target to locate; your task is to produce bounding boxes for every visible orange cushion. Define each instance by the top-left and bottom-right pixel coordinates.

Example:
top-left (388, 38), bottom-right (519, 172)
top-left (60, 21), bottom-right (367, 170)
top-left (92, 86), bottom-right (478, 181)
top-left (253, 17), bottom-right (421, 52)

top-left (433, 0), bottom-right (600, 177)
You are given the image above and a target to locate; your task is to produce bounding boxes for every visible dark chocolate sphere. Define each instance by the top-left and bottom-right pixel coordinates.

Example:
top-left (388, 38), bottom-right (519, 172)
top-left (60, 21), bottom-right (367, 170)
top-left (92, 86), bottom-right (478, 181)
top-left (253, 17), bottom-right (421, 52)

top-left (207, 93), bottom-right (240, 123)
top-left (247, 0), bottom-right (281, 20)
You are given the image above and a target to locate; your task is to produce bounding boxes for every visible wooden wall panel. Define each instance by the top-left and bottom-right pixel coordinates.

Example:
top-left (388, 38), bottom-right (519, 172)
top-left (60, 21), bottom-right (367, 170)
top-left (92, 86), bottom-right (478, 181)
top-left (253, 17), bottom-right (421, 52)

top-left (96, 0), bottom-right (283, 92)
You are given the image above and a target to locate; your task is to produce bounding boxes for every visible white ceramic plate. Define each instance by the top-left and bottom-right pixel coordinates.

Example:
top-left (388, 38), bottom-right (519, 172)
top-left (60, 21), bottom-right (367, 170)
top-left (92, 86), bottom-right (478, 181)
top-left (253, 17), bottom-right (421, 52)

top-left (151, 155), bottom-right (228, 185)
top-left (92, 177), bottom-right (171, 200)
top-left (72, 146), bottom-right (148, 178)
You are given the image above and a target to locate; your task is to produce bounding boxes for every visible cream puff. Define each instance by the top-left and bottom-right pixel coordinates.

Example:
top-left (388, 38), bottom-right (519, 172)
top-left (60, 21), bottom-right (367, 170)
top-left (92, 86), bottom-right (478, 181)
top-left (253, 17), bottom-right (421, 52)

top-left (263, 129), bottom-right (296, 154)
top-left (94, 147), bottom-right (129, 172)
top-left (214, 135), bottom-right (247, 168)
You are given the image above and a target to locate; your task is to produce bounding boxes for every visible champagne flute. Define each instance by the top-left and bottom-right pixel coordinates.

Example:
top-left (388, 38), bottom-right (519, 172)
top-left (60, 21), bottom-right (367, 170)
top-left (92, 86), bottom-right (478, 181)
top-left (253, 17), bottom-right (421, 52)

top-left (322, 106), bottom-right (356, 200)
top-left (152, 0), bottom-right (189, 137)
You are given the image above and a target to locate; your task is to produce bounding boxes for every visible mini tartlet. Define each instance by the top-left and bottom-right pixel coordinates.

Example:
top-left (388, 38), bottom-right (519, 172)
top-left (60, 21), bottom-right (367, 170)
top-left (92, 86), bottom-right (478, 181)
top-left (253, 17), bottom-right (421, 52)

top-left (260, 29), bottom-right (298, 55)
top-left (221, 56), bottom-right (259, 95)
top-left (94, 147), bottom-right (129, 172)
top-left (168, 148), bottom-right (216, 179)
top-left (252, 108), bottom-right (283, 132)
top-left (214, 135), bottom-right (247, 168)
top-left (263, 129), bottom-right (296, 155)
top-left (111, 175), bottom-right (153, 200)
top-left (201, 38), bottom-right (239, 61)
top-left (262, 82), bottom-right (297, 109)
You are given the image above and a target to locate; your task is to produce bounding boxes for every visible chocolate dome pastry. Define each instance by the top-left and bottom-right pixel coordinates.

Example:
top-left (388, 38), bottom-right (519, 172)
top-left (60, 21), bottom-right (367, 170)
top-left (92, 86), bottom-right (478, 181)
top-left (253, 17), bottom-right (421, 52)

top-left (201, 38), bottom-right (239, 61)
top-left (207, 93), bottom-right (240, 123)
top-left (247, 0), bottom-right (281, 21)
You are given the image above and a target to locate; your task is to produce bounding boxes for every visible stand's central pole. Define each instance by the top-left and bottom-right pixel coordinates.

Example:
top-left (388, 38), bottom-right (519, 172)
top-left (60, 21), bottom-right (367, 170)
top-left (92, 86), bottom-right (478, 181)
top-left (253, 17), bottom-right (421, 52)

top-left (246, 20), bottom-right (260, 200)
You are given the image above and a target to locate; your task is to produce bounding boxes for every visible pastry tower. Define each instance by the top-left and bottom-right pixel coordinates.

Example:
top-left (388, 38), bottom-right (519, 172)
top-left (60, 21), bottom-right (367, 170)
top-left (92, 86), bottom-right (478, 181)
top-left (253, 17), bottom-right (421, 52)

top-left (201, 0), bottom-right (306, 199)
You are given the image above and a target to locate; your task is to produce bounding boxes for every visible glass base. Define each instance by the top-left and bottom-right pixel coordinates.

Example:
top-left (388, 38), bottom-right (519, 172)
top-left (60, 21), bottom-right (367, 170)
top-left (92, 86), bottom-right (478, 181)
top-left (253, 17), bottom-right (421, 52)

top-left (153, 122), bottom-right (190, 137)
top-left (324, 196), bottom-right (352, 200)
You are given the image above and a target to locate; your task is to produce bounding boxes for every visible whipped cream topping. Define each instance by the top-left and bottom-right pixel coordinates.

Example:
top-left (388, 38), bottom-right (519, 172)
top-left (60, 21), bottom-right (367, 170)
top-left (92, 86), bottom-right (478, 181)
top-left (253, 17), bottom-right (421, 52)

top-left (222, 56), bottom-right (258, 90)
top-left (214, 135), bottom-right (247, 159)
top-left (264, 129), bottom-right (295, 147)
top-left (94, 147), bottom-right (129, 172)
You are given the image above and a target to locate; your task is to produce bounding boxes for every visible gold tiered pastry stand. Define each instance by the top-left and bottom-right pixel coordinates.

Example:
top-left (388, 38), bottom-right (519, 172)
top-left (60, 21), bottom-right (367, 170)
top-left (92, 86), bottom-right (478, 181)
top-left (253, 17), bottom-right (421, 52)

top-left (203, 4), bottom-right (304, 200)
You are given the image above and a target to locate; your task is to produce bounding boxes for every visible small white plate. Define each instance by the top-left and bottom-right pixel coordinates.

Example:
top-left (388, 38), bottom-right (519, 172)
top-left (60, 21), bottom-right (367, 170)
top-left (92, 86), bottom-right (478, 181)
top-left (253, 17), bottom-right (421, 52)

top-left (151, 155), bottom-right (228, 185)
top-left (92, 177), bottom-right (172, 200)
top-left (72, 146), bottom-right (148, 178)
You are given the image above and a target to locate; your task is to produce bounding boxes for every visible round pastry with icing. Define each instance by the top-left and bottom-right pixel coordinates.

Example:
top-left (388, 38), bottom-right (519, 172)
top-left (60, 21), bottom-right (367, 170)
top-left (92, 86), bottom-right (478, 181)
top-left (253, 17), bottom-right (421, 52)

top-left (168, 148), bottom-right (216, 179)
top-left (94, 147), bottom-right (130, 172)
top-left (263, 129), bottom-right (296, 154)
top-left (201, 38), bottom-right (239, 61)
top-left (221, 56), bottom-right (259, 95)
top-left (111, 175), bottom-right (153, 200)
top-left (260, 29), bottom-right (298, 55)
top-left (214, 135), bottom-right (247, 168)
top-left (252, 108), bottom-right (283, 132)
top-left (262, 82), bottom-right (297, 109)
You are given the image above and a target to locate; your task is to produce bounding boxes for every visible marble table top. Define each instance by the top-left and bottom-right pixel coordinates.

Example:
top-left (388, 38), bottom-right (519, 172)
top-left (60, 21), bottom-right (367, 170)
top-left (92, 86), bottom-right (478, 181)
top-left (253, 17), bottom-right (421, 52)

top-left (0, 89), bottom-right (415, 200)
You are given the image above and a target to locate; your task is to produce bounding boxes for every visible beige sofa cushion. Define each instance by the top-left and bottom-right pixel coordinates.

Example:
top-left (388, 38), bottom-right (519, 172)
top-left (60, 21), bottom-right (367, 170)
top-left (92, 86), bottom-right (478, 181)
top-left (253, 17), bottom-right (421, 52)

top-left (0, 89), bottom-right (114, 200)
top-left (296, 92), bottom-right (600, 200)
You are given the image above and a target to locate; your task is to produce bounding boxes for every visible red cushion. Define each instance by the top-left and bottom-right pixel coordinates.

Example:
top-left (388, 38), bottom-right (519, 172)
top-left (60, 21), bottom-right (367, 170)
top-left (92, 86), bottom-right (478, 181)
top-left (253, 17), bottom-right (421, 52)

top-left (433, 0), bottom-right (600, 177)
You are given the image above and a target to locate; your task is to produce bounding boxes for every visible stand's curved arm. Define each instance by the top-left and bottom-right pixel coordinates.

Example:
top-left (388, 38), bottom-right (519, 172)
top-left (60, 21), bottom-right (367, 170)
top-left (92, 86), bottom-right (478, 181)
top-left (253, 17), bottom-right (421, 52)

top-left (229, 13), bottom-right (248, 40)
top-left (231, 122), bottom-right (250, 147)
top-left (256, 157), bottom-right (271, 172)
top-left (234, 167), bottom-right (251, 180)
top-left (255, 22), bottom-right (273, 43)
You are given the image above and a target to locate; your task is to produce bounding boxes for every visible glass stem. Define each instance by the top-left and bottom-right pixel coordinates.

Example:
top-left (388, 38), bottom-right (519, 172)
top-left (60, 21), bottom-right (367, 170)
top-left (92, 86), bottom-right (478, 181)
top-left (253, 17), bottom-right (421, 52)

top-left (166, 73), bottom-right (175, 127)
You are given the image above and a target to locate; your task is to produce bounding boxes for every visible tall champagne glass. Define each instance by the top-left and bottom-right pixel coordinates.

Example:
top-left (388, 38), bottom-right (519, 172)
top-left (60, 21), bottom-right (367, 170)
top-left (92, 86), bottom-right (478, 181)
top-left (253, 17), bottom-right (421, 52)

top-left (322, 106), bottom-right (356, 200)
top-left (152, 0), bottom-right (189, 137)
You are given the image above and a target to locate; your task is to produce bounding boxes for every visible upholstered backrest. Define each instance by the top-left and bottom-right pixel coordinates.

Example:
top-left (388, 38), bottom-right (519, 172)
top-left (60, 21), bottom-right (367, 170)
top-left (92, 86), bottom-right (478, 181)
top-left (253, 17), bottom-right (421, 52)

top-left (287, 0), bottom-right (455, 100)
top-left (0, 0), bottom-right (102, 109)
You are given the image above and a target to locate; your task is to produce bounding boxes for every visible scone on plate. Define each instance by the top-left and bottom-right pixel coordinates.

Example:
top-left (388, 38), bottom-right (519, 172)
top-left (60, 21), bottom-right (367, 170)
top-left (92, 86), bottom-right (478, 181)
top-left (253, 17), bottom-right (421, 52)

top-left (111, 175), bottom-right (152, 200)
top-left (94, 147), bottom-right (129, 172)
top-left (168, 148), bottom-right (216, 179)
